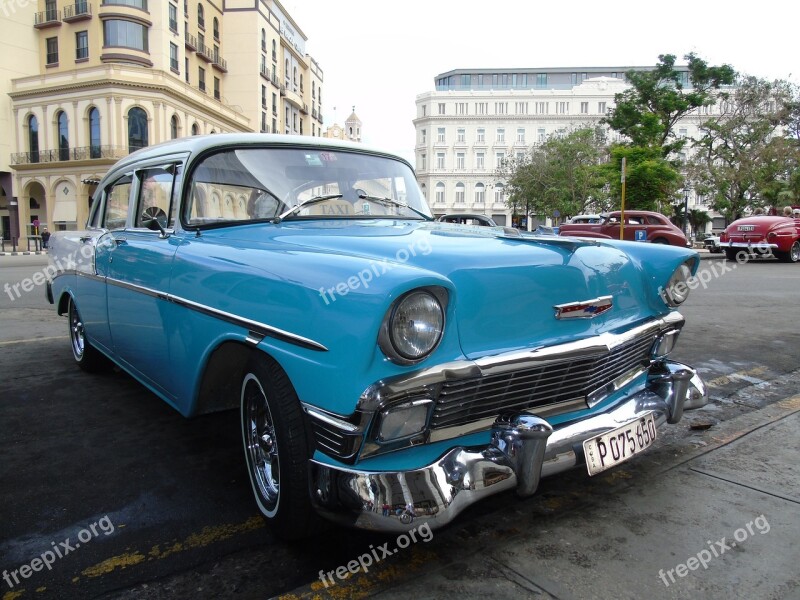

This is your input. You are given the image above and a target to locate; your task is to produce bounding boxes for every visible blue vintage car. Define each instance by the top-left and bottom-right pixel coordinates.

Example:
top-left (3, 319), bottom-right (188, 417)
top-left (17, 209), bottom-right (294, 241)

top-left (47, 134), bottom-right (707, 539)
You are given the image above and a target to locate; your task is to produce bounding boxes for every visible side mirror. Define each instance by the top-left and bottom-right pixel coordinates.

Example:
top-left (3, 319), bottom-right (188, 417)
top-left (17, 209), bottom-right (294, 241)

top-left (141, 206), bottom-right (169, 236)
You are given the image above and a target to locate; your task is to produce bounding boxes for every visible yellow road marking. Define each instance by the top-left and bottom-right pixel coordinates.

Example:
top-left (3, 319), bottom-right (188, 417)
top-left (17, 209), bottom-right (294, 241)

top-left (2, 590), bottom-right (26, 600)
top-left (706, 365), bottom-right (768, 388)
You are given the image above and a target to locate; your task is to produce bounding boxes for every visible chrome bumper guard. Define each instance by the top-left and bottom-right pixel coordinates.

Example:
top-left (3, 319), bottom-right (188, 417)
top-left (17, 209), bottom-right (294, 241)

top-left (309, 360), bottom-right (707, 533)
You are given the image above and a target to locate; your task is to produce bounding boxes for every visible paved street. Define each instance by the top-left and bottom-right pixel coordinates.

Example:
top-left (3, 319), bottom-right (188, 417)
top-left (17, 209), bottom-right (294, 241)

top-left (1, 254), bottom-right (799, 600)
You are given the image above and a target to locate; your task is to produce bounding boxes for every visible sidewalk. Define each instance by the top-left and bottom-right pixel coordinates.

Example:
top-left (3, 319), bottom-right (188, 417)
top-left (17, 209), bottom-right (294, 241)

top-left (279, 393), bottom-right (800, 600)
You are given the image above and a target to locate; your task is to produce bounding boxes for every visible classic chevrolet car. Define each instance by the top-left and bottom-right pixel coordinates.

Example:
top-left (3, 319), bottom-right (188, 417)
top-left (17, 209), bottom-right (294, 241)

top-left (558, 210), bottom-right (690, 247)
top-left (47, 134), bottom-right (707, 540)
top-left (720, 215), bottom-right (800, 262)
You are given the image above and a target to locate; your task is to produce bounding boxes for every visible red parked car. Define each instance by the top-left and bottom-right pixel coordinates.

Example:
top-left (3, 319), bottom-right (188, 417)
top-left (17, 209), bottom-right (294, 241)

top-left (720, 215), bottom-right (800, 262)
top-left (558, 210), bottom-right (690, 247)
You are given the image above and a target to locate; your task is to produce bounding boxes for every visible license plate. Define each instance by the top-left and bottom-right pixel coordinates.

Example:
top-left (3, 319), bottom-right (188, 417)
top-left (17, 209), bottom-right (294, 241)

top-left (737, 225), bottom-right (755, 231)
top-left (583, 412), bottom-right (657, 476)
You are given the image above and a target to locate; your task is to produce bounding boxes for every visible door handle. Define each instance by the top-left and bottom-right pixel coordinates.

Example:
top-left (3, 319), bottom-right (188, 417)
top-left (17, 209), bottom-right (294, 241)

top-left (114, 237), bottom-right (127, 246)
top-left (79, 236), bottom-right (92, 243)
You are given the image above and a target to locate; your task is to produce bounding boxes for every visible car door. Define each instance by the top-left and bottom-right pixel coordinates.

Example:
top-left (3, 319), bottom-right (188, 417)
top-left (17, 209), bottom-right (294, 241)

top-left (104, 162), bottom-right (183, 399)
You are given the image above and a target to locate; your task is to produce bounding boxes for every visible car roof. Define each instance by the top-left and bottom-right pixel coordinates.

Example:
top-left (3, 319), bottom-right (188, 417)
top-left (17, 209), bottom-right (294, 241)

top-left (109, 133), bottom-right (411, 172)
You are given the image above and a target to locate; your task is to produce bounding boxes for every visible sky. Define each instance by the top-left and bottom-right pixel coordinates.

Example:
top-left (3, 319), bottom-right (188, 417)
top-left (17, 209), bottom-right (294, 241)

top-left (286, 0), bottom-right (798, 163)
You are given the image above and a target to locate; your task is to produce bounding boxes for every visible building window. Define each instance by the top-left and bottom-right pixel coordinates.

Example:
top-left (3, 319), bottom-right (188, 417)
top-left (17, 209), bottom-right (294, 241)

top-left (75, 31), bottom-right (88, 60)
top-left (88, 107), bottom-right (101, 157)
top-left (438, 103), bottom-right (445, 115)
top-left (168, 2), bottom-right (178, 32)
top-left (536, 102), bottom-right (547, 114)
top-left (102, 0), bottom-right (147, 7)
top-left (515, 102), bottom-right (528, 114)
top-left (456, 152), bottom-right (465, 170)
top-left (191, 123), bottom-right (199, 135)
top-left (103, 20), bottom-right (148, 52)
top-left (476, 152), bottom-right (484, 170)
top-left (198, 66), bottom-right (205, 91)
top-left (556, 102), bottom-right (569, 114)
top-left (537, 128), bottom-right (546, 142)
top-left (212, 16), bottom-right (219, 40)
top-left (495, 151), bottom-right (505, 168)
top-left (598, 102), bottom-right (607, 114)
top-left (272, 93), bottom-right (277, 115)
top-left (197, 3), bottom-right (204, 29)
top-left (46, 37), bottom-right (58, 65)
top-left (271, 39), bottom-right (277, 61)
top-left (435, 182), bottom-right (445, 205)
top-left (495, 102), bottom-right (507, 114)
top-left (28, 115), bottom-right (39, 162)
top-left (535, 73), bottom-right (547, 87)
top-left (475, 102), bottom-right (487, 115)
top-left (477, 128), bottom-right (485, 143)
top-left (455, 183), bottom-right (465, 204)
top-left (494, 183), bottom-right (505, 203)
top-left (261, 112), bottom-right (267, 132)
top-left (213, 76), bottom-right (220, 100)
top-left (456, 102), bottom-right (467, 115)
top-left (581, 102), bottom-right (589, 114)
top-left (421, 105), bottom-right (426, 117)
top-left (261, 85), bottom-right (266, 108)
top-left (496, 128), bottom-right (505, 143)
top-left (420, 153), bottom-right (426, 170)
top-left (127, 107), bottom-right (148, 152)
top-left (437, 127), bottom-right (445, 143)
top-left (45, 0), bottom-right (57, 20)
top-left (169, 42), bottom-right (179, 72)
top-left (420, 129), bottom-right (426, 144)
top-left (516, 128), bottom-right (525, 143)
top-left (184, 57), bottom-right (189, 83)
top-left (261, 28), bottom-right (266, 52)
top-left (272, 117), bottom-right (276, 133)
top-left (436, 152), bottom-right (445, 169)
top-left (57, 111), bottom-right (69, 160)
top-left (170, 114), bottom-right (179, 139)
top-left (457, 128), bottom-right (465, 142)
top-left (474, 183), bottom-right (485, 204)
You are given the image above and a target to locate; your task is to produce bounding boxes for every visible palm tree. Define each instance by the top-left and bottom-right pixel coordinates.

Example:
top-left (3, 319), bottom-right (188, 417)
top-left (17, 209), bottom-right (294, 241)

top-left (687, 209), bottom-right (711, 237)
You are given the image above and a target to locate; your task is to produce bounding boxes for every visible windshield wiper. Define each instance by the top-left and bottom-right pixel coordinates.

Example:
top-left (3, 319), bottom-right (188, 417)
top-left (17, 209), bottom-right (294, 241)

top-left (273, 194), bottom-right (344, 223)
top-left (356, 193), bottom-right (433, 221)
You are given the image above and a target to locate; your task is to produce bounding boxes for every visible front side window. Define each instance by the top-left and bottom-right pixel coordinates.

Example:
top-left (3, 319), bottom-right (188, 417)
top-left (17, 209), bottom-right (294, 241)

top-left (104, 175), bottom-right (132, 229)
top-left (103, 19), bottom-right (148, 51)
top-left (127, 107), bottom-right (148, 152)
top-left (184, 148), bottom-right (431, 226)
top-left (136, 167), bottom-right (176, 227)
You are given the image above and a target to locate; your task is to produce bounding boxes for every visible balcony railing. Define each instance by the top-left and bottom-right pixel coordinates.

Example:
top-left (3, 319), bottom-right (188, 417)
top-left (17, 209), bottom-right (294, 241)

top-left (64, 1), bottom-right (92, 20)
top-left (211, 51), bottom-right (227, 72)
top-left (185, 32), bottom-right (197, 50)
top-left (34, 9), bottom-right (61, 27)
top-left (11, 145), bottom-right (129, 165)
top-left (196, 42), bottom-right (212, 62)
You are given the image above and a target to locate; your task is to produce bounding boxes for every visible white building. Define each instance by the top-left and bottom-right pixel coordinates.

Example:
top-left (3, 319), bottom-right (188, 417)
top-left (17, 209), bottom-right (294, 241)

top-left (414, 67), bottom-right (723, 230)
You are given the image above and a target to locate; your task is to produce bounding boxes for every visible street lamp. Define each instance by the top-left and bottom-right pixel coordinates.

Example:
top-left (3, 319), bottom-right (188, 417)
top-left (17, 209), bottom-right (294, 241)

top-left (683, 187), bottom-right (690, 237)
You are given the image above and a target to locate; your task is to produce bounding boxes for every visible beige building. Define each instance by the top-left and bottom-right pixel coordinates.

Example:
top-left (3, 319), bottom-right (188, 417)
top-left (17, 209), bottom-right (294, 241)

top-left (323, 108), bottom-right (362, 143)
top-left (2, 0), bottom-right (325, 247)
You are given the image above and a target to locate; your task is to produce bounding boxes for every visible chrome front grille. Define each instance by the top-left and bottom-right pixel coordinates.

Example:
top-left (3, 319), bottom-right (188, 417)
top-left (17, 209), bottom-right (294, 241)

top-left (430, 331), bottom-right (657, 430)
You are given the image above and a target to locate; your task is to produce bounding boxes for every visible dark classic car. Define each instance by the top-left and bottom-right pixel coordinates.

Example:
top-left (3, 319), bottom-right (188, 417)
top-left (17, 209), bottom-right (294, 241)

top-left (558, 210), bottom-right (690, 247)
top-left (720, 215), bottom-right (800, 262)
top-left (437, 213), bottom-right (498, 226)
top-left (47, 134), bottom-right (707, 539)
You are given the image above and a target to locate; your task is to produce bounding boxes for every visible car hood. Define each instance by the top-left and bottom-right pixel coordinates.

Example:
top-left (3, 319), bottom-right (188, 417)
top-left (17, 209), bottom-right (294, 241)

top-left (724, 216), bottom-right (793, 235)
top-left (204, 220), bottom-right (692, 359)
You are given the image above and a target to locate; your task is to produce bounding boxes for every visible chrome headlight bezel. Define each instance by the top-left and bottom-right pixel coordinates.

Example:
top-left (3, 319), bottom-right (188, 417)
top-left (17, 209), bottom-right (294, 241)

top-left (661, 260), bottom-right (695, 307)
top-left (378, 287), bottom-right (447, 365)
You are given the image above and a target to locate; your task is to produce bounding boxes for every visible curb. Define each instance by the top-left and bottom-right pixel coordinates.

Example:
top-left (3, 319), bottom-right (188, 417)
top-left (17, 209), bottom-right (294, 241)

top-left (0, 251), bottom-right (48, 256)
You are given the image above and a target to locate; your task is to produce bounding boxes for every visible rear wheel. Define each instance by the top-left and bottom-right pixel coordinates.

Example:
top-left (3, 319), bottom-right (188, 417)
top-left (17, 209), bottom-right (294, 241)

top-left (241, 354), bottom-right (319, 540)
top-left (775, 241), bottom-right (800, 263)
top-left (68, 297), bottom-right (107, 372)
top-left (724, 248), bottom-right (739, 262)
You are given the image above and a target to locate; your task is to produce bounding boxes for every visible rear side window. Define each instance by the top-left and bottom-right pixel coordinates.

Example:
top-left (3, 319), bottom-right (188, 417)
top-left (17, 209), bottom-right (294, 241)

top-left (103, 175), bottom-right (132, 229)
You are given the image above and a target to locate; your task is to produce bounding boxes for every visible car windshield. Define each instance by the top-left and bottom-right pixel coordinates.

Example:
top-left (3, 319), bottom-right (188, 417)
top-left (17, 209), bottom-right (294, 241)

top-left (183, 147), bottom-right (431, 226)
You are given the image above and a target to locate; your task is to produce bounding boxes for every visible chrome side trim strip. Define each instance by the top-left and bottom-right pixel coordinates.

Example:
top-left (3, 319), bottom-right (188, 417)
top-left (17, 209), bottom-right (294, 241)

top-left (303, 404), bottom-right (362, 433)
top-left (97, 275), bottom-right (328, 352)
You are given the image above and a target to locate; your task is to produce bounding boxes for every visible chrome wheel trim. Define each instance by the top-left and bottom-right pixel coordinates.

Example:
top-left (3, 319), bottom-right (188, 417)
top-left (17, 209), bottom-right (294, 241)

top-left (242, 373), bottom-right (280, 515)
top-left (791, 242), bottom-right (800, 262)
top-left (69, 300), bottom-right (85, 360)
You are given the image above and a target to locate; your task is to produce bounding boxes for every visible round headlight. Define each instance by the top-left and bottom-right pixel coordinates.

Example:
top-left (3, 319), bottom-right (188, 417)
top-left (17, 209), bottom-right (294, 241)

top-left (383, 290), bottom-right (444, 363)
top-left (662, 262), bottom-right (693, 307)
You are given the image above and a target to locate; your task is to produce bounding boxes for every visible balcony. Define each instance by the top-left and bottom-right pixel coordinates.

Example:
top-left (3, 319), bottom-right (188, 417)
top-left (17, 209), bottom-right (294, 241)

top-left (34, 9), bottom-right (61, 28)
top-left (211, 51), bottom-right (227, 72)
top-left (279, 84), bottom-right (286, 97)
top-left (185, 32), bottom-right (197, 51)
top-left (63, 1), bottom-right (92, 21)
top-left (300, 103), bottom-right (308, 115)
top-left (196, 42), bottom-right (212, 62)
top-left (11, 145), bottom-right (129, 165)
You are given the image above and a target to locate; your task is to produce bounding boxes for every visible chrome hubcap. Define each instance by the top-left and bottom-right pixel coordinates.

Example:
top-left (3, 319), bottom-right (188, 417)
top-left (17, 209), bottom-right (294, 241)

top-left (243, 374), bottom-right (279, 510)
top-left (791, 243), bottom-right (800, 262)
top-left (70, 302), bottom-right (85, 358)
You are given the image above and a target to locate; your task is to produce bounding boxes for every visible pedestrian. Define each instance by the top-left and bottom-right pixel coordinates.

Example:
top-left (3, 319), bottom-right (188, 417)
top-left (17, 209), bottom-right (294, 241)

top-left (41, 227), bottom-right (50, 250)
top-left (783, 206), bottom-right (793, 217)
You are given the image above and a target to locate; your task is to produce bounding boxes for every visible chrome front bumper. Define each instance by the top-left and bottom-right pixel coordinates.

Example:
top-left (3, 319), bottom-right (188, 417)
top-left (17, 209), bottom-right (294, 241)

top-left (309, 360), bottom-right (707, 533)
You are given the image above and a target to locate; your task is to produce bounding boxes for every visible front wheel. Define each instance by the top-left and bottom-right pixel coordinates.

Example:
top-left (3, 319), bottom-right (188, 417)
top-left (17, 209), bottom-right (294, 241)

top-left (724, 248), bottom-right (739, 262)
top-left (68, 297), bottom-right (107, 372)
top-left (775, 241), bottom-right (800, 263)
top-left (241, 355), bottom-right (319, 540)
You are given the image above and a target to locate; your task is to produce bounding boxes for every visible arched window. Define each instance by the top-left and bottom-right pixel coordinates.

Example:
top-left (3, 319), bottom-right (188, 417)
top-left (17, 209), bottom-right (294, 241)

top-left (28, 115), bottom-right (39, 163)
top-left (57, 111), bottom-right (69, 161)
top-left (312, 81), bottom-right (316, 99)
top-left (191, 122), bottom-right (199, 136)
top-left (284, 59), bottom-right (289, 81)
top-left (435, 182), bottom-right (445, 205)
top-left (271, 39), bottom-right (276, 60)
top-left (127, 107), bottom-right (148, 152)
top-left (494, 182), bottom-right (505, 203)
top-left (293, 66), bottom-right (297, 84)
top-left (299, 73), bottom-right (303, 92)
top-left (170, 114), bottom-right (179, 140)
top-left (212, 17), bottom-right (219, 40)
top-left (197, 3), bottom-right (204, 28)
top-left (455, 182), bottom-right (465, 204)
top-left (474, 182), bottom-right (485, 204)
top-left (88, 107), bottom-right (101, 158)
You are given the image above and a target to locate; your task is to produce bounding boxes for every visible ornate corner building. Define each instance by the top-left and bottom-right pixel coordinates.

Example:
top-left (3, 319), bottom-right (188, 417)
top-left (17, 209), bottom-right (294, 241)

top-left (0, 0), bottom-right (325, 246)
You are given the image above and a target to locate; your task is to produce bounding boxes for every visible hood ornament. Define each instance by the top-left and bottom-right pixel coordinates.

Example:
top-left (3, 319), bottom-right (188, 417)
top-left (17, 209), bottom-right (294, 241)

top-left (554, 295), bottom-right (613, 319)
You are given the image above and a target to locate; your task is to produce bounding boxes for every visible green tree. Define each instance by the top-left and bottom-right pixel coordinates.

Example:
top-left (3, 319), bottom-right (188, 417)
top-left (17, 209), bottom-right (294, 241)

top-left (604, 53), bottom-right (736, 157)
top-left (687, 76), bottom-right (796, 222)
top-left (497, 128), bottom-right (609, 222)
top-left (600, 145), bottom-right (682, 212)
